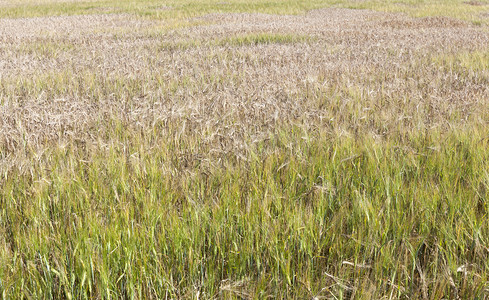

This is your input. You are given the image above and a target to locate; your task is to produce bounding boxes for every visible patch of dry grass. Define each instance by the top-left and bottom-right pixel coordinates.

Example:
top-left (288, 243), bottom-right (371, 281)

top-left (0, 13), bottom-right (152, 40)
top-left (1, 9), bottom-right (488, 157)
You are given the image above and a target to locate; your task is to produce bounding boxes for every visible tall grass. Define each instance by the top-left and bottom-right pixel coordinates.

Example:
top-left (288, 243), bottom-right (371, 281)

top-left (1, 1), bottom-right (489, 299)
top-left (1, 129), bottom-right (489, 298)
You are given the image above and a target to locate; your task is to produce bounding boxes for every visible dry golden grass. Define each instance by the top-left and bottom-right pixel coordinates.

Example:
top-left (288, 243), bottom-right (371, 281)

top-left (0, 13), bottom-right (151, 40)
top-left (1, 8), bottom-right (488, 159)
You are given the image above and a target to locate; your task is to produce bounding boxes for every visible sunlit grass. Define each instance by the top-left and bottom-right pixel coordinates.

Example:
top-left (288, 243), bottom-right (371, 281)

top-left (1, 0), bottom-right (489, 298)
top-left (217, 33), bottom-right (312, 46)
top-left (1, 0), bottom-right (489, 25)
top-left (433, 50), bottom-right (489, 72)
top-left (2, 128), bottom-right (489, 298)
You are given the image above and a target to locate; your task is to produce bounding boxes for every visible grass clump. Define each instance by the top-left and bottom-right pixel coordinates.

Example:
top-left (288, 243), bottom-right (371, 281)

top-left (217, 33), bottom-right (312, 46)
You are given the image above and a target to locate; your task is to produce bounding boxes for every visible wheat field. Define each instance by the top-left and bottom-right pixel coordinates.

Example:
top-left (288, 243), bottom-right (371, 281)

top-left (1, 0), bottom-right (489, 299)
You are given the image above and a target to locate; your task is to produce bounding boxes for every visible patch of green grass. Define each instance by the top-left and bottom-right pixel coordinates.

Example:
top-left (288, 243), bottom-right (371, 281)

top-left (1, 129), bottom-right (489, 298)
top-left (158, 34), bottom-right (312, 52)
top-left (217, 33), bottom-right (313, 46)
top-left (2, 0), bottom-right (489, 25)
top-left (433, 50), bottom-right (489, 72)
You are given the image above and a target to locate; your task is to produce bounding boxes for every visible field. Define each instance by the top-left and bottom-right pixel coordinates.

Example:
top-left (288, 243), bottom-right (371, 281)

top-left (1, 0), bottom-right (489, 298)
